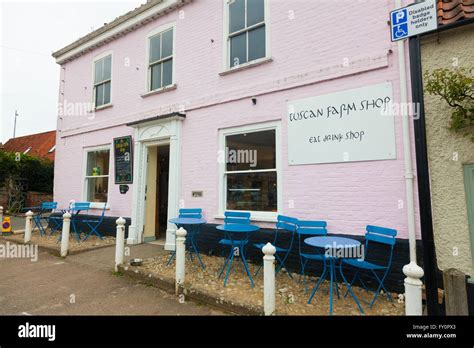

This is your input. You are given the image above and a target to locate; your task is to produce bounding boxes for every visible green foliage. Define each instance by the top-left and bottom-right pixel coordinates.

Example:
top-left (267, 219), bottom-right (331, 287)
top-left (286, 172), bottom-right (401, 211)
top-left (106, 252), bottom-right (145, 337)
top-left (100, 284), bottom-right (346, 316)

top-left (0, 151), bottom-right (54, 193)
top-left (424, 68), bottom-right (474, 141)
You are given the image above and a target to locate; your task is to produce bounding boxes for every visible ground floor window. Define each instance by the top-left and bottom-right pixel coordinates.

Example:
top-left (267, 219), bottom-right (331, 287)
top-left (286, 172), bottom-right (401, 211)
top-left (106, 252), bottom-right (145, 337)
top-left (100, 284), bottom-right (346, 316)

top-left (84, 148), bottom-right (110, 203)
top-left (220, 122), bottom-right (280, 216)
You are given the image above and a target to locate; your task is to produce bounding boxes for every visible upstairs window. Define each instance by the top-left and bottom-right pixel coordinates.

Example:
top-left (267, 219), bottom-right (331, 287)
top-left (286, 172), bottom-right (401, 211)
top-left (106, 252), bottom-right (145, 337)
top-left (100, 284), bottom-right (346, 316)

top-left (148, 28), bottom-right (174, 91)
top-left (94, 55), bottom-right (112, 108)
top-left (227, 0), bottom-right (266, 68)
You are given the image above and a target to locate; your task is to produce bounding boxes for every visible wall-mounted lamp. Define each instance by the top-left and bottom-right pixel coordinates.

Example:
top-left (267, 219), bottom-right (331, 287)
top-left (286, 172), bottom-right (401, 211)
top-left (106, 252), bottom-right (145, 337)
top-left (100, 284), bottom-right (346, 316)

top-left (251, 97), bottom-right (257, 105)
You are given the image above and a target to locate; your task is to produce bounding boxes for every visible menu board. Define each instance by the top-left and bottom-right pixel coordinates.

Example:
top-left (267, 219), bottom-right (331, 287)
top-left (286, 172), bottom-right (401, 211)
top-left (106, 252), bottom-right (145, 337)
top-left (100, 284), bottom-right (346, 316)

top-left (114, 136), bottom-right (133, 184)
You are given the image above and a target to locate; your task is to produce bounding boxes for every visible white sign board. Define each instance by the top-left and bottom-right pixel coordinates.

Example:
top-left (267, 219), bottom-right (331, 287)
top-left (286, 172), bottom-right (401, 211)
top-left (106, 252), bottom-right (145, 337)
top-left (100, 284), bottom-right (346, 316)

top-left (390, 0), bottom-right (438, 41)
top-left (287, 83), bottom-right (396, 165)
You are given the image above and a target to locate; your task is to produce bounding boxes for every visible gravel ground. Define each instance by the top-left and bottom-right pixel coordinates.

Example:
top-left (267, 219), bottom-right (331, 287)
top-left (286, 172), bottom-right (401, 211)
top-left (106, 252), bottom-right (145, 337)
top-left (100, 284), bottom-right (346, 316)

top-left (141, 253), bottom-right (405, 316)
top-left (5, 232), bottom-right (115, 252)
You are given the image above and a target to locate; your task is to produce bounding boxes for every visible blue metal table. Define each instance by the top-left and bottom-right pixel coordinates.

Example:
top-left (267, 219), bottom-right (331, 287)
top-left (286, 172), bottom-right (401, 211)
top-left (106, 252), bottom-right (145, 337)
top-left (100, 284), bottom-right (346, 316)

top-left (304, 236), bottom-right (364, 315)
top-left (216, 223), bottom-right (260, 287)
top-left (169, 217), bottom-right (207, 269)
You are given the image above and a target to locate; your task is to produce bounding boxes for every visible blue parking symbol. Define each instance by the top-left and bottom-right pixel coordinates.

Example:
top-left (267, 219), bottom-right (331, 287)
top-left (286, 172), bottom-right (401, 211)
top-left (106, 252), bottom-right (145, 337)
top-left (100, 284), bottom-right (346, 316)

top-left (392, 23), bottom-right (408, 40)
top-left (392, 8), bottom-right (407, 25)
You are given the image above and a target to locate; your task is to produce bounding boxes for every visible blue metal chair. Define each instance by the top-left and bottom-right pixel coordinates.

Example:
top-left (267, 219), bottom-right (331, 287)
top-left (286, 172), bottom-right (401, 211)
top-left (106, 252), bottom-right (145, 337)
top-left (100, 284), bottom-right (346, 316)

top-left (82, 204), bottom-right (107, 241)
top-left (166, 208), bottom-right (204, 269)
top-left (24, 202), bottom-right (58, 236)
top-left (217, 211), bottom-right (252, 285)
top-left (339, 225), bottom-right (397, 309)
top-left (297, 220), bottom-right (329, 293)
top-left (253, 215), bottom-right (298, 278)
top-left (69, 202), bottom-right (91, 241)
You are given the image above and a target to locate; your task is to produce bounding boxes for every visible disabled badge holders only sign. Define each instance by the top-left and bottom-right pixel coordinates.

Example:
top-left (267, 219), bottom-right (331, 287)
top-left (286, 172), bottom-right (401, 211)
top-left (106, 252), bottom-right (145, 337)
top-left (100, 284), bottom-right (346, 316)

top-left (390, 0), bottom-right (438, 41)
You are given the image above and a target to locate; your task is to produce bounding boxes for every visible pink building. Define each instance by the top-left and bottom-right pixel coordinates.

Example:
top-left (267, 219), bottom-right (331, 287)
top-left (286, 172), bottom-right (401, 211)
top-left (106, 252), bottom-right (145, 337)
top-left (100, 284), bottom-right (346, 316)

top-left (52, 0), bottom-right (420, 256)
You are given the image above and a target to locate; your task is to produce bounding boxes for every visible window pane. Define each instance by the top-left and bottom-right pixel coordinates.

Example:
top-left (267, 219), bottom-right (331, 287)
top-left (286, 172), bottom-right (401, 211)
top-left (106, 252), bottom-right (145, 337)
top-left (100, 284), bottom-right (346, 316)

top-left (103, 81), bottom-right (111, 105)
top-left (247, 0), bottom-right (264, 27)
top-left (150, 64), bottom-right (162, 90)
top-left (162, 59), bottom-right (173, 87)
top-left (95, 84), bottom-right (104, 107)
top-left (86, 150), bottom-right (110, 176)
top-left (150, 35), bottom-right (161, 63)
top-left (94, 59), bottom-right (103, 84)
top-left (226, 171), bottom-right (277, 212)
top-left (103, 55), bottom-right (112, 80)
top-left (87, 177), bottom-right (109, 203)
top-left (230, 32), bottom-right (247, 67)
top-left (229, 0), bottom-right (245, 33)
top-left (161, 29), bottom-right (173, 58)
top-left (226, 129), bottom-right (275, 171)
top-left (248, 25), bottom-right (265, 62)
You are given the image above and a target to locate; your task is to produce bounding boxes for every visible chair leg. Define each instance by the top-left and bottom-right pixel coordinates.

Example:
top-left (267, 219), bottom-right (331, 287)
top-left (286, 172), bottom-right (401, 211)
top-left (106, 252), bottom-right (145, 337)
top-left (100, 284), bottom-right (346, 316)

top-left (190, 236), bottom-right (205, 270)
top-left (223, 251), bottom-right (236, 287)
top-left (218, 249), bottom-right (233, 279)
top-left (240, 246), bottom-right (254, 287)
top-left (166, 251), bottom-right (176, 266)
top-left (344, 270), bottom-right (360, 298)
top-left (307, 260), bottom-right (327, 304)
top-left (339, 261), bottom-right (364, 314)
top-left (254, 264), bottom-right (263, 277)
top-left (369, 270), bottom-right (391, 308)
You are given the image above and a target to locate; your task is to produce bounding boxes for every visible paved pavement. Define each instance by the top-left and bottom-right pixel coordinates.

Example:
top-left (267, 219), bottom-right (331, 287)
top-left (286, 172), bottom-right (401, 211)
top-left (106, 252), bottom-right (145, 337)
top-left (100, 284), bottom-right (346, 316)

top-left (0, 241), bottom-right (223, 315)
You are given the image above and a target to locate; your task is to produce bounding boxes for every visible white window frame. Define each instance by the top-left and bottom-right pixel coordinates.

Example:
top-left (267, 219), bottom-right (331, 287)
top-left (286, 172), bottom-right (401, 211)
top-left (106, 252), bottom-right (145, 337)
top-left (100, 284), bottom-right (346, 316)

top-left (217, 120), bottom-right (282, 222)
top-left (82, 144), bottom-right (112, 209)
top-left (145, 22), bottom-right (176, 94)
top-left (222, 0), bottom-right (271, 72)
top-left (92, 51), bottom-right (113, 110)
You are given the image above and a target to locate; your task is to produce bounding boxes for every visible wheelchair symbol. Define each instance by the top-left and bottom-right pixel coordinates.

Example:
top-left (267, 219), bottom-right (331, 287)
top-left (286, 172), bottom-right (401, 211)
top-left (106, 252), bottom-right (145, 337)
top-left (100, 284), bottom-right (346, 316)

top-left (393, 23), bottom-right (408, 39)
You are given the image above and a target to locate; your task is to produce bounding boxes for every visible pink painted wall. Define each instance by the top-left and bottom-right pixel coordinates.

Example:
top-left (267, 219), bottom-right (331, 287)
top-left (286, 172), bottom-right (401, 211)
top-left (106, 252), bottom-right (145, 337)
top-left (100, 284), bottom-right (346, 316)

top-left (54, 0), bottom-right (420, 239)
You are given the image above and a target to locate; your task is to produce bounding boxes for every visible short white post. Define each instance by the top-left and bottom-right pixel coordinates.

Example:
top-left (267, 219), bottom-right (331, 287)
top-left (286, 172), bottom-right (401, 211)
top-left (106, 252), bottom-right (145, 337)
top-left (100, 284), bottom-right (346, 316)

top-left (403, 261), bottom-right (424, 315)
top-left (262, 242), bottom-right (276, 316)
top-left (60, 212), bottom-right (71, 257)
top-left (0, 206), bottom-right (3, 223)
top-left (115, 217), bottom-right (126, 272)
top-left (175, 227), bottom-right (187, 295)
top-left (24, 210), bottom-right (34, 243)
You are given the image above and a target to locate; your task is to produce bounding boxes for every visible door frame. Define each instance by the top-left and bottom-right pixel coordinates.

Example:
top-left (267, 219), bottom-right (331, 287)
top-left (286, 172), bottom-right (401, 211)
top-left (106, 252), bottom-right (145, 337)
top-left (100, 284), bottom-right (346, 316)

top-left (127, 116), bottom-right (182, 251)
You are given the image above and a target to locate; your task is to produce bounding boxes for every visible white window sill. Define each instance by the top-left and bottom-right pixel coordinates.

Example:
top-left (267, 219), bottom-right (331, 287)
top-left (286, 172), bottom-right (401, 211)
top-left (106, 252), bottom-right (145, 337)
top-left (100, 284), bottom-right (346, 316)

top-left (219, 57), bottom-right (273, 76)
top-left (91, 103), bottom-right (113, 112)
top-left (213, 213), bottom-right (277, 223)
top-left (141, 84), bottom-right (177, 98)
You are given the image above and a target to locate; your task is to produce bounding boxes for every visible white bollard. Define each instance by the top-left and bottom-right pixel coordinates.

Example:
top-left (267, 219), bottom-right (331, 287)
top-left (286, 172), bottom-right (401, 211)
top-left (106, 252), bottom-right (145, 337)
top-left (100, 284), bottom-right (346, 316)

top-left (115, 217), bottom-right (126, 272)
top-left (175, 227), bottom-right (187, 295)
top-left (403, 261), bottom-right (425, 315)
top-left (262, 242), bottom-right (276, 316)
top-left (60, 212), bottom-right (71, 257)
top-left (24, 210), bottom-right (34, 243)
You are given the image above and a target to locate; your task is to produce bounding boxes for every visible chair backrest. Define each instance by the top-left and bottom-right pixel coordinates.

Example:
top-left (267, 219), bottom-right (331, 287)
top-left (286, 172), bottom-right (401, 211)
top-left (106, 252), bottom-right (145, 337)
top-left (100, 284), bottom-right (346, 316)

top-left (71, 202), bottom-right (91, 211)
top-left (274, 215), bottom-right (298, 247)
top-left (41, 202), bottom-right (57, 210)
top-left (365, 225), bottom-right (397, 246)
top-left (224, 211), bottom-right (250, 224)
top-left (179, 208), bottom-right (202, 219)
top-left (296, 220), bottom-right (328, 236)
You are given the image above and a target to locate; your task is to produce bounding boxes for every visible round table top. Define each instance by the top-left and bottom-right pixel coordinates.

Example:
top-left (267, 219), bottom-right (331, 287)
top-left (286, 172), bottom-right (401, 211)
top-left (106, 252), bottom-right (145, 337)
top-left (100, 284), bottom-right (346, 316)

top-left (169, 218), bottom-right (207, 225)
top-left (304, 236), bottom-right (361, 249)
top-left (216, 224), bottom-right (260, 233)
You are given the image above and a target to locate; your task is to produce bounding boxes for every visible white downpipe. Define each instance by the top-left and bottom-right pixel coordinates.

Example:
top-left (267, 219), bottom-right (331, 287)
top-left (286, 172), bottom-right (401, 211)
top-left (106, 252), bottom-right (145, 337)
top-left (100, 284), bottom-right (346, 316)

top-left (395, 0), bottom-right (424, 316)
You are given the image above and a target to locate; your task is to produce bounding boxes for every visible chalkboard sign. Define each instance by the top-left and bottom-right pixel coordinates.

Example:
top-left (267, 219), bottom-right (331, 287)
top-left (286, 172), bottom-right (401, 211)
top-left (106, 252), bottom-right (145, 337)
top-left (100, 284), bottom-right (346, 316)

top-left (114, 136), bottom-right (133, 184)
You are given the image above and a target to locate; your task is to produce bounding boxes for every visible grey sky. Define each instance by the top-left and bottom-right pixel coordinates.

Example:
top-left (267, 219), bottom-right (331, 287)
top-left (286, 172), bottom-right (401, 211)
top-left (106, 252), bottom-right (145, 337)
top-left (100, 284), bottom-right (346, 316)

top-left (0, 0), bottom-right (144, 143)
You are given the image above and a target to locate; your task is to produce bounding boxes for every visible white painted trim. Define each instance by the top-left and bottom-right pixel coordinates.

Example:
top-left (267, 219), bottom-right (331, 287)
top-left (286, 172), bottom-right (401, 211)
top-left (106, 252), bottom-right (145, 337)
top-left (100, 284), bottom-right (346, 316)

top-left (217, 120), bottom-right (282, 221)
top-left (222, 0), bottom-right (271, 71)
top-left (145, 21), bottom-right (177, 93)
top-left (81, 144), bottom-right (112, 207)
top-left (54, 0), bottom-right (186, 64)
top-left (127, 118), bottom-right (183, 248)
top-left (91, 50), bottom-right (113, 109)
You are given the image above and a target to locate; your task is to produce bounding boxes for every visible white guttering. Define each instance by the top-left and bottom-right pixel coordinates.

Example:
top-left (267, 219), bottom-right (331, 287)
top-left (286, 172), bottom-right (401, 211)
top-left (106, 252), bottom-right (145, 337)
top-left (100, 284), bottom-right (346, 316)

top-left (54, 0), bottom-right (189, 64)
top-left (396, 0), bottom-right (425, 316)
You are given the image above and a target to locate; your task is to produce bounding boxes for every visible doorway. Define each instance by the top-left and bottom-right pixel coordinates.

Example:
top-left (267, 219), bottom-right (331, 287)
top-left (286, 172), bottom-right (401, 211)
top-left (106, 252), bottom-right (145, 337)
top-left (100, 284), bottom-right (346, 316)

top-left (143, 144), bottom-right (170, 242)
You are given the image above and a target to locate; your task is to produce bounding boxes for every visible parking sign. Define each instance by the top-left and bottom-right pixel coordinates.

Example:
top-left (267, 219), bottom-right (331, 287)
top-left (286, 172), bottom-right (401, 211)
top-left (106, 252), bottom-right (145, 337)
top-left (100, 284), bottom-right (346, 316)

top-left (390, 0), bottom-right (438, 41)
